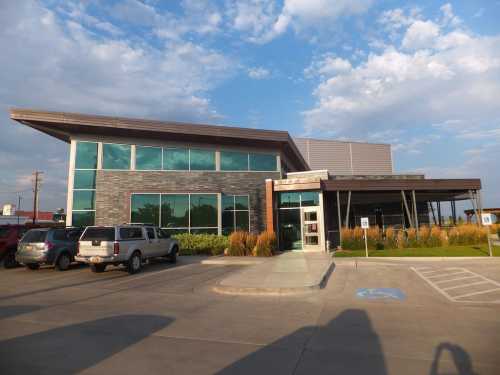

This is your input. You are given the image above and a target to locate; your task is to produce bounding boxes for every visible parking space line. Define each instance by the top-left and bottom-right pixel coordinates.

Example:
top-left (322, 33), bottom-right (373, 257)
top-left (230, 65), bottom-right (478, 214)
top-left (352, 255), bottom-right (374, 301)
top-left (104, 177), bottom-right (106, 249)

top-left (442, 281), bottom-right (490, 291)
top-left (434, 275), bottom-right (479, 284)
top-left (454, 288), bottom-right (500, 299)
top-left (412, 266), bottom-right (500, 304)
top-left (420, 268), bottom-right (459, 276)
top-left (427, 271), bottom-right (470, 279)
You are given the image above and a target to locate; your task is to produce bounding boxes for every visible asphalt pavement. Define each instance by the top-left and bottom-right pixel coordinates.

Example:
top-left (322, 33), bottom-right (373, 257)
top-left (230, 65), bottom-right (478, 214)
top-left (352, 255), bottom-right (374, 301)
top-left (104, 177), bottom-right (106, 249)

top-left (0, 256), bottom-right (499, 374)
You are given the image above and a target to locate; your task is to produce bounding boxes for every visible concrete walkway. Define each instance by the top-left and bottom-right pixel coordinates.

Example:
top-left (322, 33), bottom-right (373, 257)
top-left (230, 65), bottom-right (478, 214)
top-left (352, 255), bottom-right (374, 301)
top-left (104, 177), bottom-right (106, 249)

top-left (213, 251), bottom-right (334, 295)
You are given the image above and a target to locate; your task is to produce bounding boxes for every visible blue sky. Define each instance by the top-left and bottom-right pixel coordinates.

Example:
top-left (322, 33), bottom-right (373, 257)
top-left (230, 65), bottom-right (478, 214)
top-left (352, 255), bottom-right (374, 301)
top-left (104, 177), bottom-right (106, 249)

top-left (0, 0), bottom-right (499, 212)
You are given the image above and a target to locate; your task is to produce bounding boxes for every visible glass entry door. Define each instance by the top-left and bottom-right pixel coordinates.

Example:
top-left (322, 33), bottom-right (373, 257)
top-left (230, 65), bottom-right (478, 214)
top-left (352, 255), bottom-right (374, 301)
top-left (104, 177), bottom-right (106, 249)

top-left (302, 207), bottom-right (321, 251)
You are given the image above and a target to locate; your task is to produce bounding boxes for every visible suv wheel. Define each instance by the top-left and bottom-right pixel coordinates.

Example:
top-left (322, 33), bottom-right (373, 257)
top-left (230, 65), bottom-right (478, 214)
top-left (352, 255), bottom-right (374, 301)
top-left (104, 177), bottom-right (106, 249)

top-left (26, 263), bottom-right (40, 270)
top-left (167, 246), bottom-right (178, 264)
top-left (4, 251), bottom-right (18, 269)
top-left (127, 251), bottom-right (142, 274)
top-left (56, 253), bottom-right (71, 271)
top-left (90, 264), bottom-right (106, 273)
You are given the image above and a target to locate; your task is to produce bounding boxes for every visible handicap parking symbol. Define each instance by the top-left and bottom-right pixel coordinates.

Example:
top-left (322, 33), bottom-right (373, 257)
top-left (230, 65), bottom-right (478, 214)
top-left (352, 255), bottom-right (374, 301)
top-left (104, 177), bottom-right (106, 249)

top-left (356, 288), bottom-right (406, 300)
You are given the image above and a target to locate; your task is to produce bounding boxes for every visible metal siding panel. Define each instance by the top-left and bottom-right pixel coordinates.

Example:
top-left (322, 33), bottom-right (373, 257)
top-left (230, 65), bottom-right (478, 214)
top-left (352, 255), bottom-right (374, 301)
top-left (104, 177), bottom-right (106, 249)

top-left (351, 143), bottom-right (393, 175)
top-left (294, 138), bottom-right (352, 175)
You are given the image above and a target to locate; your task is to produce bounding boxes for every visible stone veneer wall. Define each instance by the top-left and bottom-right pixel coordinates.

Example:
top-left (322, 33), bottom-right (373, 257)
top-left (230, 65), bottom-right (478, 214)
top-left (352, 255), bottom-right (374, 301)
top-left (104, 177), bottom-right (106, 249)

top-left (94, 170), bottom-right (281, 233)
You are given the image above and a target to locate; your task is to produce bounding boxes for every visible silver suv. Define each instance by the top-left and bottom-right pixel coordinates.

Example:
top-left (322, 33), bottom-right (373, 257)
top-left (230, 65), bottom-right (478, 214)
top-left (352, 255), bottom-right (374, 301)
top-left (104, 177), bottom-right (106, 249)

top-left (76, 225), bottom-right (179, 274)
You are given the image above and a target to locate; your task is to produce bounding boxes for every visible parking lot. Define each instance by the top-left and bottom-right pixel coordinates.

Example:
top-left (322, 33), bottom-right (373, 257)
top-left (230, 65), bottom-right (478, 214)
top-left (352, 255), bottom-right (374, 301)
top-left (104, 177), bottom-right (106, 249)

top-left (1, 256), bottom-right (500, 374)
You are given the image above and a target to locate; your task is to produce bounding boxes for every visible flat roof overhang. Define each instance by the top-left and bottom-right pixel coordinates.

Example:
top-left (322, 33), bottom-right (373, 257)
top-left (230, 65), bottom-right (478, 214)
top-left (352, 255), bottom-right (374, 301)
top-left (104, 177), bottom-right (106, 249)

top-left (322, 178), bottom-right (482, 202)
top-left (273, 177), bottom-right (482, 202)
top-left (10, 108), bottom-right (309, 172)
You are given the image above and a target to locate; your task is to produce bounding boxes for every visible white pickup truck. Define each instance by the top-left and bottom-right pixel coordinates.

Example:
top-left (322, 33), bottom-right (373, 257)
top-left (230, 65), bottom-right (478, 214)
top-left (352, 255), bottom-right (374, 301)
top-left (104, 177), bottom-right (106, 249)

top-left (76, 225), bottom-right (179, 274)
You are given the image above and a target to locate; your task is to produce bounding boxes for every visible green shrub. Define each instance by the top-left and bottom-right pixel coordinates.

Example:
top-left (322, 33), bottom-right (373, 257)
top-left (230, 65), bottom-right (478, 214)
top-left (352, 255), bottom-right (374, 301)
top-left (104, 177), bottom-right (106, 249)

top-left (253, 231), bottom-right (276, 257)
top-left (227, 231), bottom-right (252, 256)
top-left (366, 227), bottom-right (382, 249)
top-left (246, 233), bottom-right (258, 254)
top-left (448, 224), bottom-right (488, 245)
top-left (173, 233), bottom-right (228, 256)
top-left (384, 227), bottom-right (398, 249)
top-left (341, 227), bottom-right (364, 250)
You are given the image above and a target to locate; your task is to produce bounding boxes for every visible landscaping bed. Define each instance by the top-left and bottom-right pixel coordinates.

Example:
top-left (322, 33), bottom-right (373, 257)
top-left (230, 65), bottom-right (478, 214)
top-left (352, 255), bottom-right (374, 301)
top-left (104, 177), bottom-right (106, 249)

top-left (334, 245), bottom-right (500, 257)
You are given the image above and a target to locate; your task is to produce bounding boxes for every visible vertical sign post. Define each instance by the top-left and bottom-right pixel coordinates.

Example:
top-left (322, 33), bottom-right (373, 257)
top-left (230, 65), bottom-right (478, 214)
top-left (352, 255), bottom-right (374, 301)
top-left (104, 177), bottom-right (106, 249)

top-left (481, 213), bottom-right (493, 257)
top-left (361, 217), bottom-right (369, 258)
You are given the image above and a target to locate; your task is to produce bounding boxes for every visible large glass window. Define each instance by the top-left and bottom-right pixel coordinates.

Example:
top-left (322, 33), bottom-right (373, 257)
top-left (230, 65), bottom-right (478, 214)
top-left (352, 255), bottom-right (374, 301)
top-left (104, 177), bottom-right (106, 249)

top-left (220, 151), bottom-right (248, 171)
top-left (161, 195), bottom-right (189, 229)
top-left (222, 195), bottom-right (249, 235)
top-left (301, 191), bottom-right (320, 206)
top-left (249, 153), bottom-right (276, 171)
top-left (278, 191), bottom-right (319, 208)
top-left (75, 142), bottom-right (97, 169)
top-left (73, 170), bottom-right (96, 189)
top-left (131, 193), bottom-right (219, 234)
top-left (136, 146), bottom-right (162, 170)
top-left (130, 194), bottom-right (160, 226)
top-left (103, 143), bottom-right (131, 170)
top-left (279, 209), bottom-right (302, 250)
top-left (277, 191), bottom-right (320, 250)
top-left (163, 148), bottom-right (189, 170)
top-left (279, 192), bottom-right (300, 208)
top-left (72, 211), bottom-right (95, 228)
top-left (72, 141), bottom-right (97, 226)
top-left (73, 191), bottom-right (95, 210)
top-left (190, 149), bottom-right (215, 171)
top-left (190, 194), bottom-right (217, 227)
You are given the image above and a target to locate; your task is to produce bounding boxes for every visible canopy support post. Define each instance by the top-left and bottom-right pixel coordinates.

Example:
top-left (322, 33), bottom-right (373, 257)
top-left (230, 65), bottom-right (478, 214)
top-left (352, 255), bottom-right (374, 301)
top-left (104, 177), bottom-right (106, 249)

top-left (401, 191), bottom-right (414, 228)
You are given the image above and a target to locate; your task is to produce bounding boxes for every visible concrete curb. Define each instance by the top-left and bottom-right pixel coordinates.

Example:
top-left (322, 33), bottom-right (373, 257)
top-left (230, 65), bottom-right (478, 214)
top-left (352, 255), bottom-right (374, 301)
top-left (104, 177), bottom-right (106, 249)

top-left (334, 256), bottom-right (500, 261)
top-left (212, 257), bottom-right (335, 296)
top-left (201, 258), bottom-right (265, 266)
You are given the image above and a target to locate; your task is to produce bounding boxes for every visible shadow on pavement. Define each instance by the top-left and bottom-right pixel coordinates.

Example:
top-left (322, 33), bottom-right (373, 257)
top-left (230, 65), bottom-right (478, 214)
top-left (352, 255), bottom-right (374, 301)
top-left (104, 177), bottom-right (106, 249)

top-left (0, 314), bottom-right (172, 374)
top-left (215, 309), bottom-right (388, 375)
top-left (430, 342), bottom-right (477, 375)
top-left (0, 305), bottom-right (42, 320)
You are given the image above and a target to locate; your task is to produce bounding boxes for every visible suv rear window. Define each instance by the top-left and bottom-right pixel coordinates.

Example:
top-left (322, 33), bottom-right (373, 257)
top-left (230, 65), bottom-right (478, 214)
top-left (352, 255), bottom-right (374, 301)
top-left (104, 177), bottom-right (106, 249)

top-left (82, 227), bottom-right (115, 241)
top-left (0, 227), bottom-right (11, 238)
top-left (21, 230), bottom-right (48, 243)
top-left (119, 227), bottom-right (143, 240)
top-left (52, 229), bottom-right (67, 241)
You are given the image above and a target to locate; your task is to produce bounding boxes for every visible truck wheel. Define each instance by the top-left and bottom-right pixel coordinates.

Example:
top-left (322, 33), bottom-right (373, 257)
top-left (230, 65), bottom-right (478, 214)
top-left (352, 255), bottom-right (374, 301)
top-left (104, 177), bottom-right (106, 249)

top-left (56, 253), bottom-right (71, 271)
top-left (27, 263), bottom-right (40, 270)
top-left (3, 251), bottom-right (18, 269)
top-left (167, 246), bottom-right (178, 264)
top-left (127, 251), bottom-right (142, 274)
top-left (90, 264), bottom-right (106, 273)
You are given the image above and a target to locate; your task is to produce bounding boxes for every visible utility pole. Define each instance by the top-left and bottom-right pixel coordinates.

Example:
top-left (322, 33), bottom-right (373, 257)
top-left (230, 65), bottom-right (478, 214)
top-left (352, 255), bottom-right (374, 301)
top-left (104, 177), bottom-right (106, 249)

top-left (17, 195), bottom-right (22, 225)
top-left (32, 171), bottom-right (43, 224)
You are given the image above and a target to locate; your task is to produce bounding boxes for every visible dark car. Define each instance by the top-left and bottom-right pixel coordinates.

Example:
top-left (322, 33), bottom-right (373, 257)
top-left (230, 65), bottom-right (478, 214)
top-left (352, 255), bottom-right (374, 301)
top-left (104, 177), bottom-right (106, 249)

top-left (0, 225), bottom-right (30, 268)
top-left (16, 228), bottom-right (83, 271)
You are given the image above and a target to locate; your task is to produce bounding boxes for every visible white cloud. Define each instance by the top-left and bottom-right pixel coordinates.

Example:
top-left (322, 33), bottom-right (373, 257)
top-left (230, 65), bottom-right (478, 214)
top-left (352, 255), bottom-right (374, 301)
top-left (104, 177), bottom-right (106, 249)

top-left (247, 67), bottom-right (271, 79)
top-left (305, 54), bottom-right (352, 78)
top-left (0, 0), bottom-right (234, 210)
top-left (227, 0), bottom-right (373, 43)
top-left (402, 20), bottom-right (440, 50)
top-left (302, 6), bottom-right (500, 205)
top-left (440, 3), bottom-right (461, 27)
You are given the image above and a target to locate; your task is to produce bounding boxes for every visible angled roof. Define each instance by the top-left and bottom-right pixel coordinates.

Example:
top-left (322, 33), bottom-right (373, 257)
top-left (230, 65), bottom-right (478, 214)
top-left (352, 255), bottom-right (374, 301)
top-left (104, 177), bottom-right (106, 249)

top-left (10, 108), bottom-right (309, 171)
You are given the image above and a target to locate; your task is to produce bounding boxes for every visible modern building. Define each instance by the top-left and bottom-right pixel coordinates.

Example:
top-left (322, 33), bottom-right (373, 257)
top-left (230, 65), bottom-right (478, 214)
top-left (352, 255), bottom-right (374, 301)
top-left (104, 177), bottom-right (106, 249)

top-left (10, 109), bottom-right (483, 251)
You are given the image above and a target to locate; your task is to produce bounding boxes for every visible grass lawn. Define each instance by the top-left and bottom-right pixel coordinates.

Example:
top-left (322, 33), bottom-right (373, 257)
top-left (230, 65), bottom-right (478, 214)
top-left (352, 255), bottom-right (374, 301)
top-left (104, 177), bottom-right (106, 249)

top-left (334, 244), bottom-right (500, 257)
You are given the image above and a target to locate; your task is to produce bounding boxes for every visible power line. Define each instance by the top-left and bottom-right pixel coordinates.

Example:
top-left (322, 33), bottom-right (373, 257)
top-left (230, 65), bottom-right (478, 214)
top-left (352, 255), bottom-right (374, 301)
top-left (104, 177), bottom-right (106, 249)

top-left (0, 189), bottom-right (32, 194)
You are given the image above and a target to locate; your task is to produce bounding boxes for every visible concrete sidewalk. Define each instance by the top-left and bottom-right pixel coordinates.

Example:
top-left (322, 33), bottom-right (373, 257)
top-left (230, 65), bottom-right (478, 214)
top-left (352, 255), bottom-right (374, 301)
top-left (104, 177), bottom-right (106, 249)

top-left (213, 251), bottom-right (334, 295)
